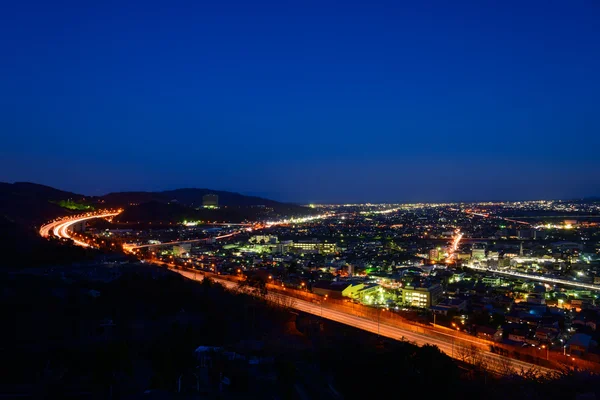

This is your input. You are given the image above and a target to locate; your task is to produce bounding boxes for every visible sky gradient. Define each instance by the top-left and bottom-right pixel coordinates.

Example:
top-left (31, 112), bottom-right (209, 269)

top-left (1, 0), bottom-right (599, 203)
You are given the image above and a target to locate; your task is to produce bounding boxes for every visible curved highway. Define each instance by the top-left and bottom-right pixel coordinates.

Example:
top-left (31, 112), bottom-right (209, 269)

top-left (39, 212), bottom-right (121, 247)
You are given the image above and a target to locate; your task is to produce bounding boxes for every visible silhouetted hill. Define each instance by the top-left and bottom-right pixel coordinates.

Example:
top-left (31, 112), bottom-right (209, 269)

top-left (114, 201), bottom-right (244, 223)
top-left (102, 188), bottom-right (312, 217)
top-left (102, 188), bottom-right (296, 207)
top-left (0, 182), bottom-right (312, 228)
top-left (0, 182), bottom-right (88, 226)
top-left (0, 182), bottom-right (81, 200)
top-left (99, 191), bottom-right (167, 206)
top-left (114, 200), bottom-right (286, 224)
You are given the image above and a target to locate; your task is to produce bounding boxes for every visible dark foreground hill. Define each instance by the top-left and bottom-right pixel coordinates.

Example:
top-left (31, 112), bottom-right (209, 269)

top-left (2, 268), bottom-right (598, 399)
top-left (0, 215), bottom-right (100, 267)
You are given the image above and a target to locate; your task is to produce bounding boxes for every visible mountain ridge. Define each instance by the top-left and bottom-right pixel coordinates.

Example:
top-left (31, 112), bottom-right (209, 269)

top-left (101, 188), bottom-right (301, 208)
top-left (0, 182), bottom-right (312, 226)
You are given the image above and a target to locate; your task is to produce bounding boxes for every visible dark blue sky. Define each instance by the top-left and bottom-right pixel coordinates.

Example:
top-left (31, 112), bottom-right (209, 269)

top-left (1, 0), bottom-right (599, 203)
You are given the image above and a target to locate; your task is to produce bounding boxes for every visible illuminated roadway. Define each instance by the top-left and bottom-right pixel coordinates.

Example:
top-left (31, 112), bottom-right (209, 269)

top-left (124, 212), bottom-right (335, 251)
top-left (124, 231), bottom-right (244, 251)
top-left (464, 210), bottom-right (600, 291)
top-left (161, 266), bottom-right (557, 376)
top-left (466, 210), bottom-right (531, 226)
top-left (467, 264), bottom-right (600, 291)
top-left (39, 212), bottom-right (121, 247)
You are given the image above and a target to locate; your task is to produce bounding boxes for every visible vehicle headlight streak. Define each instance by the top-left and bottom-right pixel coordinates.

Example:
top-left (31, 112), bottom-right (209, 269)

top-left (446, 229), bottom-right (463, 261)
top-left (39, 211), bottom-right (121, 247)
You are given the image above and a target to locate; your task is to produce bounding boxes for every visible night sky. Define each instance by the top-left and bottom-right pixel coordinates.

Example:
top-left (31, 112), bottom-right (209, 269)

top-left (1, 0), bottom-right (599, 204)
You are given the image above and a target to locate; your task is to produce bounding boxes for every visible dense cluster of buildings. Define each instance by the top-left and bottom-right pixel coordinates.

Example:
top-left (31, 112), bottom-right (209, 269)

top-left (98, 200), bottom-right (600, 359)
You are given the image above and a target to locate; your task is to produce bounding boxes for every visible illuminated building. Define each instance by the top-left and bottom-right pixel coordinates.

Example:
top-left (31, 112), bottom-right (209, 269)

top-left (355, 284), bottom-right (381, 303)
top-left (275, 240), bottom-right (292, 254)
top-left (471, 243), bottom-right (486, 260)
top-left (249, 235), bottom-right (278, 244)
top-left (399, 284), bottom-right (442, 308)
top-left (313, 281), bottom-right (366, 299)
top-left (429, 248), bottom-right (440, 262)
top-left (517, 229), bottom-right (534, 240)
top-left (173, 243), bottom-right (191, 257)
top-left (202, 194), bottom-right (219, 207)
top-left (431, 298), bottom-right (468, 315)
top-left (289, 241), bottom-right (337, 254)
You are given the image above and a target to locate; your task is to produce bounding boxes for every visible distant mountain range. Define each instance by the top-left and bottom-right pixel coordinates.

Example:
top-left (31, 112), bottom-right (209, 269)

top-left (0, 182), bottom-right (313, 227)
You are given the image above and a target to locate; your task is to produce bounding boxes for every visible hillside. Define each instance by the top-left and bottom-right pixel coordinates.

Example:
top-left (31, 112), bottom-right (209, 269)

top-left (114, 201), bottom-right (249, 224)
top-left (0, 215), bottom-right (99, 267)
top-left (0, 182), bottom-right (90, 226)
top-left (113, 199), bottom-right (311, 224)
top-left (102, 188), bottom-right (313, 220)
top-left (101, 188), bottom-right (306, 210)
top-left (0, 182), bottom-right (313, 228)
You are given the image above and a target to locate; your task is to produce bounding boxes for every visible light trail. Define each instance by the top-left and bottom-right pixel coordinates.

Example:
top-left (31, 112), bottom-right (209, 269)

top-left (42, 211), bottom-right (245, 252)
top-left (264, 212), bottom-right (335, 227)
top-left (39, 212), bottom-right (121, 247)
top-left (467, 264), bottom-right (600, 291)
top-left (465, 210), bottom-right (531, 225)
top-left (450, 229), bottom-right (463, 253)
top-left (124, 230), bottom-right (243, 251)
top-left (445, 229), bottom-right (463, 263)
top-left (461, 210), bottom-right (600, 289)
top-left (125, 213), bottom-right (334, 251)
top-left (158, 262), bottom-right (558, 376)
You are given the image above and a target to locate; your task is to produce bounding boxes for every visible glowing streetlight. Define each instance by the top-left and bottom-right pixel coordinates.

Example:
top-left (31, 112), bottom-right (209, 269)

top-left (541, 344), bottom-right (549, 360)
top-left (320, 294), bottom-right (328, 318)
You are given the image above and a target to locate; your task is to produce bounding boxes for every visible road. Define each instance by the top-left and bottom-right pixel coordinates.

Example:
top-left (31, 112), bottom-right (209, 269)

top-left (124, 230), bottom-right (243, 250)
top-left (41, 212), bottom-right (559, 376)
top-left (167, 266), bottom-right (556, 376)
top-left (124, 212), bottom-right (335, 250)
top-left (466, 210), bottom-right (531, 226)
top-left (39, 212), bottom-right (121, 246)
top-left (467, 264), bottom-right (600, 291)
